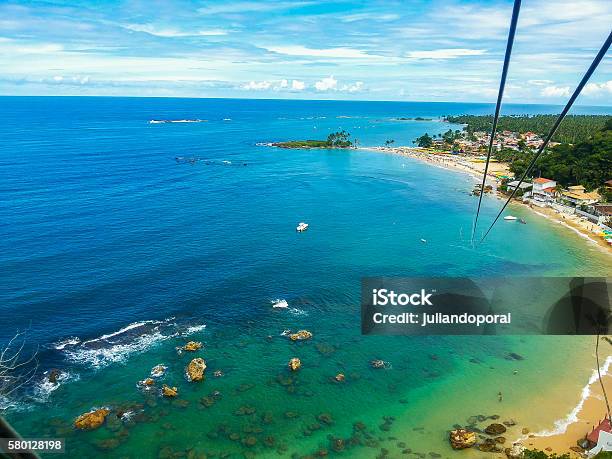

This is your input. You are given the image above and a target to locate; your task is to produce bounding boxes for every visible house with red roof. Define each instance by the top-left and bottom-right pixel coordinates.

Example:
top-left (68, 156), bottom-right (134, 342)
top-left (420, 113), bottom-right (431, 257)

top-left (531, 178), bottom-right (557, 206)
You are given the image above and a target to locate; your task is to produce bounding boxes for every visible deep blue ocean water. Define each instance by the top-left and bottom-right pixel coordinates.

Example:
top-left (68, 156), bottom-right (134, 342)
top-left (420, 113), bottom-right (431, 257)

top-left (0, 97), bottom-right (610, 458)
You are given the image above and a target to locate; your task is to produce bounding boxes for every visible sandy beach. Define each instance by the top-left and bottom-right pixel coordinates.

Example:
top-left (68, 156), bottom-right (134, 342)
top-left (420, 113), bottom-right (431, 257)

top-left (525, 351), bottom-right (612, 457)
top-left (364, 145), bottom-right (612, 255)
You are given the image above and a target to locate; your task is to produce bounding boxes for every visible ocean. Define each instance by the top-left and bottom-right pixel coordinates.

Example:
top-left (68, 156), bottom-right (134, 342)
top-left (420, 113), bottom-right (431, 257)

top-left (0, 97), bottom-right (610, 458)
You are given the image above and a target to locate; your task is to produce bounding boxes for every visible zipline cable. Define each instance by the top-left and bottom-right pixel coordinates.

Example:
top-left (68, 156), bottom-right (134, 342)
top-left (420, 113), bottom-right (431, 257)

top-left (479, 29), bottom-right (612, 244)
top-left (471, 0), bottom-right (521, 243)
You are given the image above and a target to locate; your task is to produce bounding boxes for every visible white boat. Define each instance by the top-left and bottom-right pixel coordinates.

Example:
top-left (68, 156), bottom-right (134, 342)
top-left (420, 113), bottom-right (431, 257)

top-left (296, 222), bottom-right (309, 232)
top-left (504, 216), bottom-right (518, 221)
top-left (272, 299), bottom-right (288, 309)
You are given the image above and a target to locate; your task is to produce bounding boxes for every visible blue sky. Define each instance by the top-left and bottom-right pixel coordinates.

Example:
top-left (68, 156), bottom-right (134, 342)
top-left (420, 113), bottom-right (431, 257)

top-left (0, 0), bottom-right (611, 104)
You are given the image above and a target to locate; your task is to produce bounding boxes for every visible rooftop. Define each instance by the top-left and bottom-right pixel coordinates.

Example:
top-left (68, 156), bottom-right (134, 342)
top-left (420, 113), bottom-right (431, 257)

top-left (587, 418), bottom-right (612, 444)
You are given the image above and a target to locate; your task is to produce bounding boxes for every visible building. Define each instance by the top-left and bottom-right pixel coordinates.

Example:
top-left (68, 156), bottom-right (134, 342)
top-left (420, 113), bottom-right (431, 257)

top-left (586, 418), bottom-right (612, 447)
top-left (594, 203), bottom-right (612, 218)
top-left (560, 185), bottom-right (600, 207)
top-left (531, 178), bottom-right (556, 205)
top-left (507, 181), bottom-right (532, 194)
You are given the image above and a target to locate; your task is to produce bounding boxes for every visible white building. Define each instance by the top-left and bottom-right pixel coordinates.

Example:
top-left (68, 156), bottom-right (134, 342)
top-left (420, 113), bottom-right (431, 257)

top-left (531, 178), bottom-right (556, 206)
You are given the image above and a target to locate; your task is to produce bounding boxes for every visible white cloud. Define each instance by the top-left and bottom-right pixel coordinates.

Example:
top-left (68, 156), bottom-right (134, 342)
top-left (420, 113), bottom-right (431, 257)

top-left (124, 23), bottom-right (227, 37)
top-left (197, 2), bottom-right (308, 15)
top-left (541, 85), bottom-right (571, 97)
top-left (314, 76), bottom-right (337, 91)
top-left (264, 45), bottom-right (375, 59)
top-left (291, 80), bottom-right (305, 90)
top-left (340, 13), bottom-right (400, 23)
top-left (340, 81), bottom-right (364, 92)
top-left (242, 80), bottom-right (271, 90)
top-left (406, 49), bottom-right (487, 60)
top-left (279, 79), bottom-right (288, 88)
top-left (582, 81), bottom-right (612, 96)
top-left (528, 79), bottom-right (554, 86)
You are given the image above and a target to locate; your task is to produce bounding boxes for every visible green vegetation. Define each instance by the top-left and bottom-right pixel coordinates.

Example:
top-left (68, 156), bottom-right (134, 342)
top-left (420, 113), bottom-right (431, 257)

top-left (446, 114), bottom-right (611, 144)
top-left (524, 450), bottom-right (611, 459)
top-left (274, 130), bottom-right (353, 149)
top-left (495, 119), bottom-right (612, 191)
top-left (414, 133), bottom-right (433, 148)
top-left (524, 450), bottom-right (570, 459)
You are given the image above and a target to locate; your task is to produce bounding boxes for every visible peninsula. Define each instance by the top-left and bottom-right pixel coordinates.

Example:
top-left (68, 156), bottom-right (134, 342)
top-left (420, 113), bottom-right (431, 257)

top-left (272, 130), bottom-right (353, 149)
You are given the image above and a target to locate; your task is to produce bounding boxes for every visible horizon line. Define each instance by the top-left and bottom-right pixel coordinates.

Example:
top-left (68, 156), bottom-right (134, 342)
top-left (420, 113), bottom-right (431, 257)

top-left (1, 94), bottom-right (612, 109)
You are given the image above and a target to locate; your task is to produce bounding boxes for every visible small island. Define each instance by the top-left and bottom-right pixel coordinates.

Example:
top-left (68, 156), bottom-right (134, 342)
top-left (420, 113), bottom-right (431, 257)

top-left (395, 116), bottom-right (433, 121)
top-left (272, 130), bottom-right (353, 148)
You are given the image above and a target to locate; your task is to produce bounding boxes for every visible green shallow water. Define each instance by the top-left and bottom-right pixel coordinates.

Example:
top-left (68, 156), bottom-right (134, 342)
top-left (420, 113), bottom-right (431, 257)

top-left (6, 318), bottom-right (607, 458)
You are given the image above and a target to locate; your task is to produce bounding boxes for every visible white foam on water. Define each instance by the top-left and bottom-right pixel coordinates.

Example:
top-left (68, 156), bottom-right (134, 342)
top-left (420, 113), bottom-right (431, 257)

top-left (271, 299), bottom-right (288, 309)
top-left (60, 318), bottom-right (205, 369)
top-left (81, 318), bottom-right (174, 346)
top-left (64, 330), bottom-right (170, 368)
top-left (532, 355), bottom-right (612, 437)
top-left (52, 337), bottom-right (81, 350)
top-left (32, 371), bottom-right (80, 402)
top-left (183, 324), bottom-right (206, 335)
top-left (288, 308), bottom-right (308, 316)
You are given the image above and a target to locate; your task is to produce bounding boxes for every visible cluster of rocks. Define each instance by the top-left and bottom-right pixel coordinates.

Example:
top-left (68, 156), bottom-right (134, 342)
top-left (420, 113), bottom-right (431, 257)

top-left (449, 429), bottom-right (476, 449)
top-left (448, 414), bottom-right (531, 457)
top-left (74, 408), bottom-right (111, 430)
top-left (182, 341), bottom-right (202, 352)
top-left (288, 330), bottom-right (313, 341)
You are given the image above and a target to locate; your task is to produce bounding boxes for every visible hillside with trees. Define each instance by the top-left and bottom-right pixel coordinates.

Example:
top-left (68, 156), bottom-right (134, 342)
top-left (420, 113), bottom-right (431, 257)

top-left (445, 114), bottom-right (610, 144)
top-left (495, 118), bottom-right (612, 193)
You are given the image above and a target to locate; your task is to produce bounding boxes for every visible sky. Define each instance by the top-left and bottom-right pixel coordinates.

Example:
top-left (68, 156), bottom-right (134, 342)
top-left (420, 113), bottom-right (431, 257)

top-left (0, 0), bottom-right (611, 104)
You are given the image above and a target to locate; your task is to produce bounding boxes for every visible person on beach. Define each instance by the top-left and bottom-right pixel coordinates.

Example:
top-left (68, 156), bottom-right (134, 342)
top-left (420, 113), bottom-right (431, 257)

top-left (498, 391), bottom-right (503, 402)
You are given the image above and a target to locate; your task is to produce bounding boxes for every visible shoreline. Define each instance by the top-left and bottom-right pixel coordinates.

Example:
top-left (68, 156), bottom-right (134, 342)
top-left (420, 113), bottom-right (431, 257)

top-left (523, 353), bottom-right (612, 457)
top-left (360, 145), bottom-right (612, 455)
top-left (361, 145), bottom-right (611, 256)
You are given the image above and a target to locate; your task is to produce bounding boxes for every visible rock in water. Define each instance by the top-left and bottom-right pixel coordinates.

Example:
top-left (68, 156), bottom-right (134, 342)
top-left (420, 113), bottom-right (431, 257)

top-left (150, 364), bottom-right (167, 378)
top-left (288, 358), bottom-right (301, 371)
top-left (449, 429), bottom-right (476, 449)
top-left (183, 341), bottom-right (203, 352)
top-left (484, 423), bottom-right (507, 435)
top-left (186, 358), bottom-right (206, 382)
top-left (74, 408), bottom-right (110, 430)
top-left (48, 369), bottom-right (61, 384)
top-left (162, 385), bottom-right (178, 397)
top-left (289, 330), bottom-right (312, 341)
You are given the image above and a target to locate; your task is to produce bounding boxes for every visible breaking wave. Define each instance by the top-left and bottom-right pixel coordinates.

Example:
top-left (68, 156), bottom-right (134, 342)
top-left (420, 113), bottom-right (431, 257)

top-left (532, 355), bottom-right (612, 437)
top-left (58, 318), bottom-right (206, 369)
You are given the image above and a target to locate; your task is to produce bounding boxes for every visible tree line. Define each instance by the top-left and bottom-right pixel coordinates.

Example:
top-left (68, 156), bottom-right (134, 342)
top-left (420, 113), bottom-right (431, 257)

top-left (445, 114), bottom-right (610, 144)
top-left (497, 118), bottom-right (612, 194)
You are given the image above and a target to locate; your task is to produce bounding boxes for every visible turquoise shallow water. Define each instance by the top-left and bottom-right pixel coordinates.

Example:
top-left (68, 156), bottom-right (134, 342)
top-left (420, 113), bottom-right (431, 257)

top-left (0, 97), bottom-right (610, 458)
